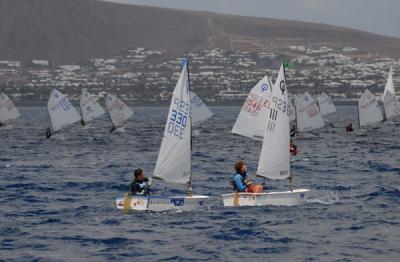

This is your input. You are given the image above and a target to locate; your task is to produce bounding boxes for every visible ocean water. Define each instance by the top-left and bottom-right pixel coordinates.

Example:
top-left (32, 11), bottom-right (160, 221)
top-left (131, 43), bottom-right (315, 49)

top-left (0, 106), bottom-right (399, 261)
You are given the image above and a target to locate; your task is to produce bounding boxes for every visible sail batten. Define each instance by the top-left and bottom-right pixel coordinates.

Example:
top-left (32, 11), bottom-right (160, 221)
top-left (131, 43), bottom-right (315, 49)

top-left (105, 94), bottom-right (133, 127)
top-left (153, 62), bottom-right (192, 184)
top-left (231, 75), bottom-right (273, 141)
top-left (0, 93), bottom-right (20, 123)
top-left (47, 89), bottom-right (81, 132)
top-left (256, 64), bottom-right (290, 180)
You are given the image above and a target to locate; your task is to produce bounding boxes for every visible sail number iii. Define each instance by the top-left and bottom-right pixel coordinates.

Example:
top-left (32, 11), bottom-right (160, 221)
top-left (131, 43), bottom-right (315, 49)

top-left (167, 97), bottom-right (189, 139)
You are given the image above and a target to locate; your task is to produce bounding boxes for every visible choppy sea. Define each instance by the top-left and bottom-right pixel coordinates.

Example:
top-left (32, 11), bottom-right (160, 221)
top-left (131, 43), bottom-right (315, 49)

top-left (0, 106), bottom-right (399, 261)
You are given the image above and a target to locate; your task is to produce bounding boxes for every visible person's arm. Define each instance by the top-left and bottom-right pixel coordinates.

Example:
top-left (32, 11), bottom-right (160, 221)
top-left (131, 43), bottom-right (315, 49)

top-left (234, 175), bottom-right (247, 191)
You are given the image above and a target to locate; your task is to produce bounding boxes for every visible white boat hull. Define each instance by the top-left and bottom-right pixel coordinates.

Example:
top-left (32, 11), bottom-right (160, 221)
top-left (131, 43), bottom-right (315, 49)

top-left (116, 195), bottom-right (209, 212)
top-left (221, 189), bottom-right (310, 207)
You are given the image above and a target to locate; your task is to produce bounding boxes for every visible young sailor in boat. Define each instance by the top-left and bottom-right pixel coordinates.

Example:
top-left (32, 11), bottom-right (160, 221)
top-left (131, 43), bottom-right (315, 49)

top-left (290, 139), bottom-right (297, 156)
top-left (45, 127), bottom-right (52, 139)
top-left (345, 123), bottom-right (354, 132)
top-left (130, 168), bottom-right (152, 195)
top-left (232, 161), bottom-right (263, 193)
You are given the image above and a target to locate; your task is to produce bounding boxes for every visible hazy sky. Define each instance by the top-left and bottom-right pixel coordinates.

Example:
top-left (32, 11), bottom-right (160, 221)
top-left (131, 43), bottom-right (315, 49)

top-left (106, 0), bottom-right (400, 37)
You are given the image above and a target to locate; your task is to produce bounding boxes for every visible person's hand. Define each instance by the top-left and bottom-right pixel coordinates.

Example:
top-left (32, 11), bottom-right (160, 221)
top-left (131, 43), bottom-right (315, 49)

top-left (147, 177), bottom-right (153, 187)
top-left (245, 180), bottom-right (253, 186)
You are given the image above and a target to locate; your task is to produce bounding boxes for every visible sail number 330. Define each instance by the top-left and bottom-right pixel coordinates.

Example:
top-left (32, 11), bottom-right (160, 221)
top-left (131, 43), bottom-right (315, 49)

top-left (167, 97), bottom-right (189, 139)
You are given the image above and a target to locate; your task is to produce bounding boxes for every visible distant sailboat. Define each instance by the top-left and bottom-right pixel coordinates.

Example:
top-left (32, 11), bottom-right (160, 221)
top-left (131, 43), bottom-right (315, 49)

top-left (222, 63), bottom-right (309, 207)
top-left (381, 66), bottom-right (400, 120)
top-left (295, 92), bottom-right (325, 132)
top-left (231, 74), bottom-right (274, 141)
top-left (0, 93), bottom-right (20, 126)
top-left (317, 92), bottom-right (337, 116)
top-left (191, 91), bottom-right (214, 126)
top-left (115, 60), bottom-right (209, 212)
top-left (46, 89), bottom-right (81, 138)
top-left (105, 93), bottom-right (133, 133)
top-left (358, 89), bottom-right (383, 127)
top-left (79, 89), bottom-right (105, 126)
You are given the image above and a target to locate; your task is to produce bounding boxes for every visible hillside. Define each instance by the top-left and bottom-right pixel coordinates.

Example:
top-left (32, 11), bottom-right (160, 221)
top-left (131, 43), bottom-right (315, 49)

top-left (1, 0), bottom-right (400, 64)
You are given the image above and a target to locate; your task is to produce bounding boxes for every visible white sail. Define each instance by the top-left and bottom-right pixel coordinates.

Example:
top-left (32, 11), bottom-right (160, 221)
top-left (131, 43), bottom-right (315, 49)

top-left (382, 90), bottom-right (400, 119)
top-left (288, 98), bottom-right (296, 122)
top-left (317, 92), bottom-right (336, 116)
top-left (0, 93), bottom-right (20, 123)
top-left (382, 66), bottom-right (395, 101)
top-left (257, 63), bottom-right (290, 180)
top-left (80, 89), bottom-right (105, 123)
top-left (296, 92), bottom-right (325, 132)
top-left (231, 75), bottom-right (274, 141)
top-left (153, 62), bottom-right (191, 184)
top-left (190, 91), bottom-right (213, 126)
top-left (358, 89), bottom-right (383, 127)
top-left (47, 89), bottom-right (81, 132)
top-left (105, 94), bottom-right (134, 127)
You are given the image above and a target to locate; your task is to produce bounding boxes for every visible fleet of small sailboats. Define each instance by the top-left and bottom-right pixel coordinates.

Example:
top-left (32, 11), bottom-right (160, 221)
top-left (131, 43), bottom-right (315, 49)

top-left (1, 59), bottom-right (398, 212)
top-left (0, 93), bottom-right (20, 126)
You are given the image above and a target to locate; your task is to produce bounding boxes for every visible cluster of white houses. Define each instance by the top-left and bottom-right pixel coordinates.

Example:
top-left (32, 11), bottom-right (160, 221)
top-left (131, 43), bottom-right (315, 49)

top-left (0, 46), bottom-right (399, 104)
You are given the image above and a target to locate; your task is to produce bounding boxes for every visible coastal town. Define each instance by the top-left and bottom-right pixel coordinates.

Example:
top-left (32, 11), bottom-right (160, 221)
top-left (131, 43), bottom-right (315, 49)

top-left (0, 45), bottom-right (398, 104)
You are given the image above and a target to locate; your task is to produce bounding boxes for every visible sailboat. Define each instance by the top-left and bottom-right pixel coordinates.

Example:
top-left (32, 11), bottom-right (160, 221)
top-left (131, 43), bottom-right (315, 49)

top-left (115, 60), bottom-right (209, 212)
top-left (381, 66), bottom-right (400, 120)
top-left (317, 92), bottom-right (337, 116)
top-left (222, 63), bottom-right (310, 207)
top-left (295, 92), bottom-right (325, 133)
top-left (231, 74), bottom-right (274, 141)
top-left (46, 88), bottom-right (82, 138)
top-left (358, 89), bottom-right (383, 127)
top-left (105, 93), bottom-right (133, 132)
top-left (79, 89), bottom-right (105, 126)
top-left (191, 91), bottom-right (214, 126)
top-left (0, 93), bottom-right (20, 126)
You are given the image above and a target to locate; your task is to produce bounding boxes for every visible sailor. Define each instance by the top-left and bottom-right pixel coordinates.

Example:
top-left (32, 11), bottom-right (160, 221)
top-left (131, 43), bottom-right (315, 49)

top-left (80, 119), bottom-right (86, 126)
top-left (45, 127), bottom-right (52, 139)
top-left (130, 168), bottom-right (152, 196)
top-left (232, 161), bottom-right (263, 193)
top-left (290, 125), bottom-right (297, 137)
top-left (345, 123), bottom-right (354, 132)
top-left (290, 139), bottom-right (297, 156)
top-left (110, 126), bottom-right (116, 133)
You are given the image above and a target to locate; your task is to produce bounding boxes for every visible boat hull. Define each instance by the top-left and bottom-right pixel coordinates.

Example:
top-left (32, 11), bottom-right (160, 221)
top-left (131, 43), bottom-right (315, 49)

top-left (116, 195), bottom-right (209, 212)
top-left (221, 189), bottom-right (310, 207)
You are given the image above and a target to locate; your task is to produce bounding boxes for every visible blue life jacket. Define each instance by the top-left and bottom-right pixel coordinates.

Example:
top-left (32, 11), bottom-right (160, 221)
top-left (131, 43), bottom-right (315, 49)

top-left (232, 172), bottom-right (247, 192)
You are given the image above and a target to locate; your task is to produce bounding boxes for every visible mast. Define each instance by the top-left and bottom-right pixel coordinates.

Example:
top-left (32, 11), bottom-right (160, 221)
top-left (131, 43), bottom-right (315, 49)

top-left (105, 95), bottom-right (116, 130)
top-left (186, 58), bottom-right (193, 197)
top-left (283, 60), bottom-right (293, 190)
